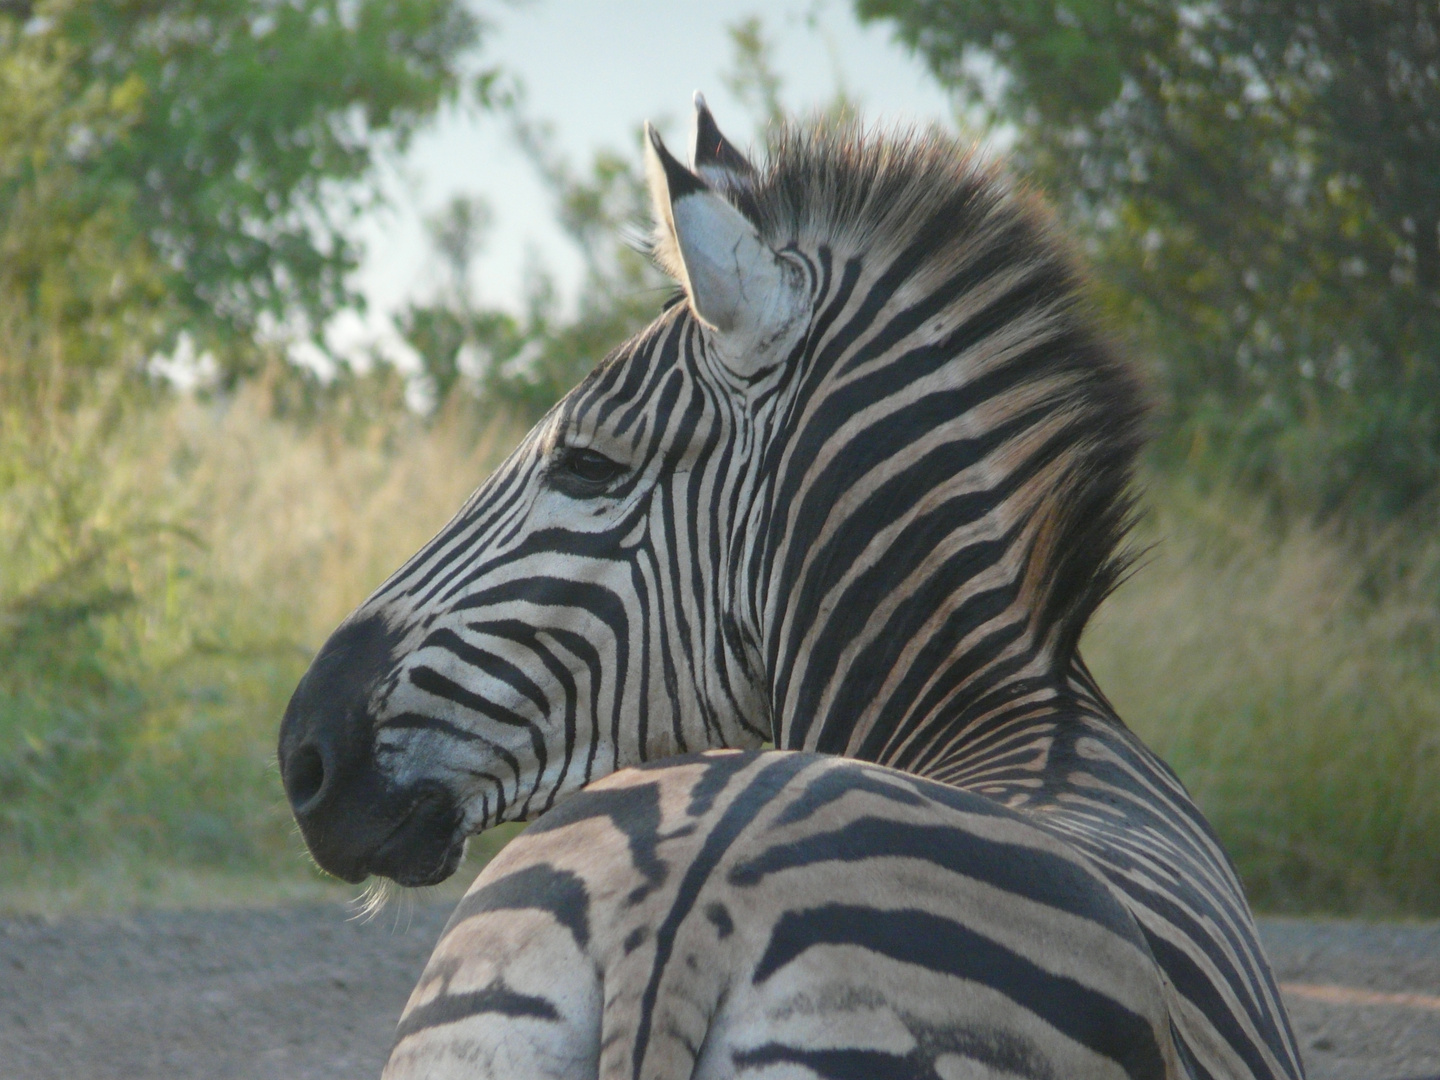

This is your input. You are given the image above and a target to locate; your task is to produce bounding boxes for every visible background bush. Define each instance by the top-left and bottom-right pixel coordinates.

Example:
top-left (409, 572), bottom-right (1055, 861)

top-left (0, 375), bottom-right (523, 907)
top-left (859, 0), bottom-right (1440, 522)
top-left (1084, 477), bottom-right (1440, 914)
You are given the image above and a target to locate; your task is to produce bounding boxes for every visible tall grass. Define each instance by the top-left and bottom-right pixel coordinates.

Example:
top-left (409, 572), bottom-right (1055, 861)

top-left (1083, 478), bottom-right (1440, 916)
top-left (0, 379), bottom-right (522, 911)
top-left (2, 382), bottom-right (1436, 915)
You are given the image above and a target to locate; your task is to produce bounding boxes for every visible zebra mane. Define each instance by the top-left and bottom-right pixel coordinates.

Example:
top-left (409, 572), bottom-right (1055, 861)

top-left (705, 120), bottom-right (1149, 676)
top-left (725, 121), bottom-right (1029, 275)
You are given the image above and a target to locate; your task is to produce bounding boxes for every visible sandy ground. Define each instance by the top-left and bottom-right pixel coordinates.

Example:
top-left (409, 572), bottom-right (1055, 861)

top-left (1, 902), bottom-right (1437, 1080)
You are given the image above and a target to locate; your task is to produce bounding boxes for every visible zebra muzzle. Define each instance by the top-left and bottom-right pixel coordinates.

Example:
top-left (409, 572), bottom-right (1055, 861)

top-left (279, 612), bottom-right (464, 886)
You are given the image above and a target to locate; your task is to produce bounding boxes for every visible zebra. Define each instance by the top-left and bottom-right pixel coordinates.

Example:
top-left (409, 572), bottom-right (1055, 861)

top-left (278, 96), bottom-right (1305, 1080)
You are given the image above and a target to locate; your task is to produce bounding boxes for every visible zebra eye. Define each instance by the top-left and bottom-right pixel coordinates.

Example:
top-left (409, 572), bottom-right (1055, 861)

top-left (551, 447), bottom-right (625, 496)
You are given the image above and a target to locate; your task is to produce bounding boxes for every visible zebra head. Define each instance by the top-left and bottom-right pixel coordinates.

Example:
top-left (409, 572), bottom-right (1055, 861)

top-left (278, 96), bottom-right (1144, 886)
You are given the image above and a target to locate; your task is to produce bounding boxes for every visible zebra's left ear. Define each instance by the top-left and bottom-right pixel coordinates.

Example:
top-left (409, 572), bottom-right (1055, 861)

top-left (645, 123), bottom-right (803, 370)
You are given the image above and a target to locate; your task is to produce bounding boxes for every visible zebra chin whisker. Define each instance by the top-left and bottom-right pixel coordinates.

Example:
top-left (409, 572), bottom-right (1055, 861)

top-left (348, 877), bottom-right (396, 924)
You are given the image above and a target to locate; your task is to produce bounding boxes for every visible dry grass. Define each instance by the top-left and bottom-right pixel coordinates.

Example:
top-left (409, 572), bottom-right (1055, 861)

top-left (0, 383), bottom-right (523, 912)
top-left (1084, 479), bottom-right (1440, 915)
top-left (3, 386), bottom-right (1436, 915)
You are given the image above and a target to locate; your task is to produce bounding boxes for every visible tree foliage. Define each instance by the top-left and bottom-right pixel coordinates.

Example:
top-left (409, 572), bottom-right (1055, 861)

top-left (723, 16), bottom-right (787, 131)
top-left (857, 0), bottom-right (1440, 518)
top-left (0, 0), bottom-right (484, 390)
top-left (400, 99), bottom-right (672, 421)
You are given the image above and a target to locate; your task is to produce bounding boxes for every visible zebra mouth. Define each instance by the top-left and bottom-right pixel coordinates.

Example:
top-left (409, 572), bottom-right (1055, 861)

top-left (366, 786), bottom-right (466, 887)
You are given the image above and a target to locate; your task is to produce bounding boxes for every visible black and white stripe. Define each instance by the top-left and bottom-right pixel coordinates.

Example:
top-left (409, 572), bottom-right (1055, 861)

top-left (386, 752), bottom-right (1184, 1080)
top-left (279, 97), bottom-right (1304, 1079)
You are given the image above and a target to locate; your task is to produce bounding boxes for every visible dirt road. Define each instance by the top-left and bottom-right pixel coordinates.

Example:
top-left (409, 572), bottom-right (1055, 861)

top-left (1, 903), bottom-right (1437, 1079)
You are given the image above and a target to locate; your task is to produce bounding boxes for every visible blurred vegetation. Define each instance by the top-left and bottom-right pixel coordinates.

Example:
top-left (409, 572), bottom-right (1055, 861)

top-left (398, 96), bottom-right (672, 421)
top-left (0, 6), bottom-right (1435, 916)
top-left (0, 0), bottom-right (486, 392)
top-left (0, 370), bottom-right (527, 907)
top-left (1084, 477), bottom-right (1440, 915)
top-left (858, 0), bottom-right (1440, 523)
top-left (0, 0), bottom-right (498, 906)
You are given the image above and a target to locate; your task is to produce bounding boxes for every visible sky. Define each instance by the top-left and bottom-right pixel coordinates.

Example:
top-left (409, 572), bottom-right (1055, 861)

top-left (327, 0), bottom-right (956, 365)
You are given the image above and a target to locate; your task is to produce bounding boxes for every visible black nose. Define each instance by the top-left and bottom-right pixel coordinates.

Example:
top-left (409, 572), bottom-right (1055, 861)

top-left (278, 613), bottom-right (405, 882)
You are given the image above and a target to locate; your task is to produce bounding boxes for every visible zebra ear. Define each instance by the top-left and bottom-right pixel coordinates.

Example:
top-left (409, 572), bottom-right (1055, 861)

top-left (690, 92), bottom-right (754, 186)
top-left (645, 123), bottom-right (800, 365)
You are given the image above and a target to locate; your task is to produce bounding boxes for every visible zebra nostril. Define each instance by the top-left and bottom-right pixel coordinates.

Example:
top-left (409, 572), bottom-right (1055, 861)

top-left (286, 745), bottom-right (327, 810)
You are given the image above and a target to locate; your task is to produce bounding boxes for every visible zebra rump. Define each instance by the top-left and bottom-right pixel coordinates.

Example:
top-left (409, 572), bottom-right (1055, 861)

top-left (385, 752), bottom-right (1182, 1080)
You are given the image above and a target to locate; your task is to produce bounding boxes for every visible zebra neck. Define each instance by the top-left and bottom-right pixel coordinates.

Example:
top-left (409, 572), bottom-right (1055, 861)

top-left (769, 627), bottom-right (1084, 779)
top-left (742, 328), bottom-right (1141, 775)
top-left (747, 373), bottom-right (1125, 775)
top-left (893, 653), bottom-right (1128, 785)
top-left (750, 465), bottom-right (1096, 775)
top-left (739, 209), bottom-right (1141, 778)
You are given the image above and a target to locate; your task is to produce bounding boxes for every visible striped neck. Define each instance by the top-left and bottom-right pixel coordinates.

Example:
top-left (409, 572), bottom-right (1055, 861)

top-left (739, 226), bottom-right (1143, 777)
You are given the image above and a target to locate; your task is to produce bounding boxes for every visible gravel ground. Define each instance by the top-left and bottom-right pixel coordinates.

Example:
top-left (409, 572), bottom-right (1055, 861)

top-left (1, 903), bottom-right (1437, 1080)
top-left (1263, 919), bottom-right (1440, 1080)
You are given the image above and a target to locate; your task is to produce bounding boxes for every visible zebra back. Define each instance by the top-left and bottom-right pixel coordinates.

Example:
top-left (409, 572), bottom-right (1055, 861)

top-left (385, 751), bottom-right (1187, 1080)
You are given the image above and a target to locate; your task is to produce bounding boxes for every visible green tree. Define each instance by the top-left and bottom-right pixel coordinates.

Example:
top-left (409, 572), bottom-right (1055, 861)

top-left (857, 0), bottom-right (1440, 519)
top-left (723, 16), bottom-right (787, 131)
top-left (0, 0), bottom-right (486, 391)
top-left (400, 101), bottom-right (671, 421)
